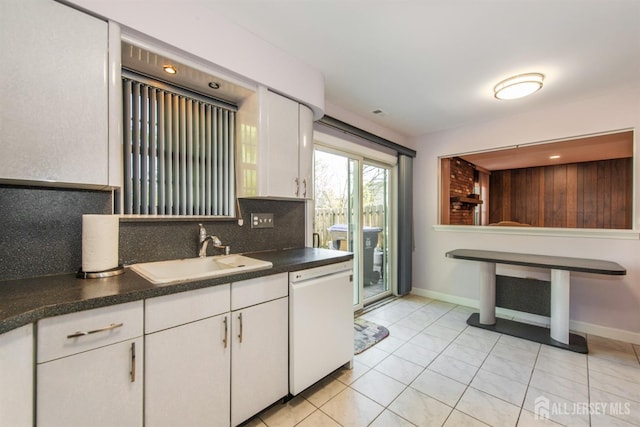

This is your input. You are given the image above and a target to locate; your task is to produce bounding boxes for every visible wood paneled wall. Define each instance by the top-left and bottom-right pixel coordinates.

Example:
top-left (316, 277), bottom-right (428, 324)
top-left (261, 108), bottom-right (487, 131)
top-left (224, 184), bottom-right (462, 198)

top-left (489, 158), bottom-right (632, 229)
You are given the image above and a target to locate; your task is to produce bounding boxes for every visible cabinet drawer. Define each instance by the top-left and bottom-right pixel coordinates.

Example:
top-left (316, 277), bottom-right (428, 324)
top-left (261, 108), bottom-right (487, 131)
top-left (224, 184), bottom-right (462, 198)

top-left (231, 273), bottom-right (288, 311)
top-left (37, 301), bottom-right (143, 363)
top-left (145, 284), bottom-right (230, 334)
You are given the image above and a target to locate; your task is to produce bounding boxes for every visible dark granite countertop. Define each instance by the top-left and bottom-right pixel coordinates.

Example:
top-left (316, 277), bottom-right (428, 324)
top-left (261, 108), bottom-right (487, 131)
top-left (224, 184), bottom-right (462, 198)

top-left (0, 248), bottom-right (353, 334)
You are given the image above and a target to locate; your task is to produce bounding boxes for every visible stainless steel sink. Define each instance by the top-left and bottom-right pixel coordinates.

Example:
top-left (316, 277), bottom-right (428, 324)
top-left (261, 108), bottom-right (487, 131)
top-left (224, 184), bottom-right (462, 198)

top-left (129, 254), bottom-right (272, 285)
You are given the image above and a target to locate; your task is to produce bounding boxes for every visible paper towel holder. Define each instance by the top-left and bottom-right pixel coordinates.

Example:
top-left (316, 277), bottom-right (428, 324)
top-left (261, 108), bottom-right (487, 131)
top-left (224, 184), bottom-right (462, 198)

top-left (76, 265), bottom-right (125, 279)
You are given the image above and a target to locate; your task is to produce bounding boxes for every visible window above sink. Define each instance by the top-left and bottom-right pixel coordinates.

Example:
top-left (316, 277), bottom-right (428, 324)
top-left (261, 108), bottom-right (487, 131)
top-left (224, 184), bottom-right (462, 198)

top-left (117, 38), bottom-right (258, 220)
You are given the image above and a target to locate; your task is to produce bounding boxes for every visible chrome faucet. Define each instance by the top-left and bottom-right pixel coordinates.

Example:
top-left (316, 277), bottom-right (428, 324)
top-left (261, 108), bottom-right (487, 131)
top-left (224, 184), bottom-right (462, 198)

top-left (198, 224), bottom-right (229, 257)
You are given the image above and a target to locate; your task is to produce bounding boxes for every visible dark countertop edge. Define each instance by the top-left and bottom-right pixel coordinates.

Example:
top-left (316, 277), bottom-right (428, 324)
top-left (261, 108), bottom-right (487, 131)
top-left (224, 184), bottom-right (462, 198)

top-left (445, 249), bottom-right (626, 275)
top-left (0, 248), bottom-right (353, 335)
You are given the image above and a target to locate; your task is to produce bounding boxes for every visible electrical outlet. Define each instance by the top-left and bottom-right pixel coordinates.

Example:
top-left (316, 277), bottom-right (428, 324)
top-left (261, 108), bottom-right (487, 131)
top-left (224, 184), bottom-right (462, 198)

top-left (251, 213), bottom-right (274, 228)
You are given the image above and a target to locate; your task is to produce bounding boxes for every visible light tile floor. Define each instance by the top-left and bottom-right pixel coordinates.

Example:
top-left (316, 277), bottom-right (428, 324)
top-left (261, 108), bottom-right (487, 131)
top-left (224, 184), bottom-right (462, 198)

top-left (245, 295), bottom-right (640, 427)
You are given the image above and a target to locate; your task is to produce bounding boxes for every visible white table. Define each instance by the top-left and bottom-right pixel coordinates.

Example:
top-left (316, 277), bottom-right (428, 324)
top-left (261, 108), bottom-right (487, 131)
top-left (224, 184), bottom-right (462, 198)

top-left (446, 249), bottom-right (626, 353)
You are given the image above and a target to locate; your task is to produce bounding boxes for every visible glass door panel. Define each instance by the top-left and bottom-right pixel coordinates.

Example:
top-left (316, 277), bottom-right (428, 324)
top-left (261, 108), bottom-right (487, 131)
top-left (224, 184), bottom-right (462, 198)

top-left (362, 163), bottom-right (391, 304)
top-left (314, 149), bottom-right (393, 308)
top-left (348, 158), bottom-right (361, 307)
top-left (313, 150), bottom-right (361, 307)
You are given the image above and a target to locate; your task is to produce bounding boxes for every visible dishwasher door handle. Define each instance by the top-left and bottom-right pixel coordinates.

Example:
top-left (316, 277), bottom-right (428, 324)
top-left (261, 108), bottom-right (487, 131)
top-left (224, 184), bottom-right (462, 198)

top-left (289, 261), bottom-right (353, 283)
top-left (290, 270), bottom-right (352, 290)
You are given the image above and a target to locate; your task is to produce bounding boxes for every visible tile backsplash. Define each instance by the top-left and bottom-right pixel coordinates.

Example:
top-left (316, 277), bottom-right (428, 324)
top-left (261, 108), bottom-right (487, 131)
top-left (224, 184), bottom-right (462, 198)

top-left (0, 185), bottom-right (305, 281)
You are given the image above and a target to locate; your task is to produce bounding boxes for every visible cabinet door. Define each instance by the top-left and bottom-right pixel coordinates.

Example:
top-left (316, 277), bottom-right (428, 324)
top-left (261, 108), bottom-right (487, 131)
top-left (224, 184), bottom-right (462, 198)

top-left (266, 91), bottom-right (300, 198)
top-left (37, 338), bottom-right (143, 427)
top-left (145, 314), bottom-right (231, 427)
top-left (0, 0), bottom-right (109, 187)
top-left (298, 104), bottom-right (314, 199)
top-left (0, 325), bottom-right (33, 427)
top-left (231, 297), bottom-right (288, 426)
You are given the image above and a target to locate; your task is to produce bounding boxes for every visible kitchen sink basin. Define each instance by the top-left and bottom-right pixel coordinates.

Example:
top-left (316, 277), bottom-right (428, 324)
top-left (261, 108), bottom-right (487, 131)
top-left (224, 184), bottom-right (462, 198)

top-left (129, 254), bottom-right (273, 285)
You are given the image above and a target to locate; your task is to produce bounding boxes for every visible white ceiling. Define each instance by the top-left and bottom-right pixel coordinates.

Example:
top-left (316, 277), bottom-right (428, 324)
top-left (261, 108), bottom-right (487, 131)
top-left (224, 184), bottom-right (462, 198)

top-left (205, 0), bottom-right (640, 138)
top-left (459, 130), bottom-right (633, 170)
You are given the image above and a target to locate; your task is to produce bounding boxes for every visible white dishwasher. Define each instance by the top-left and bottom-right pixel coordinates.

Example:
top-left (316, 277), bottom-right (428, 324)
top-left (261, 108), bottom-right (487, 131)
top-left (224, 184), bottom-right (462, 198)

top-left (289, 260), bottom-right (354, 395)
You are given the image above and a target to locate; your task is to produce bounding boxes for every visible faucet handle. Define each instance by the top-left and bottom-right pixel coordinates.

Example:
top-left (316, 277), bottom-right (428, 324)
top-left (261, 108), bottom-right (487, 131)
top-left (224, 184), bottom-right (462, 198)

top-left (198, 223), bottom-right (207, 242)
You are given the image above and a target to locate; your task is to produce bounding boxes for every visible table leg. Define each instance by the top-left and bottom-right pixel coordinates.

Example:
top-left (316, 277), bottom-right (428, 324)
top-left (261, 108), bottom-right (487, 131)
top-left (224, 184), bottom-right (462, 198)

top-left (550, 269), bottom-right (570, 344)
top-left (479, 262), bottom-right (496, 325)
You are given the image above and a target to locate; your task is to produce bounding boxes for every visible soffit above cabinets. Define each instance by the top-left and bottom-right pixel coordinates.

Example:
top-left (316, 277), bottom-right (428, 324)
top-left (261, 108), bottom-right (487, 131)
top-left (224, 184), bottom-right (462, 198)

top-left (460, 131), bottom-right (633, 171)
top-left (121, 41), bottom-right (254, 105)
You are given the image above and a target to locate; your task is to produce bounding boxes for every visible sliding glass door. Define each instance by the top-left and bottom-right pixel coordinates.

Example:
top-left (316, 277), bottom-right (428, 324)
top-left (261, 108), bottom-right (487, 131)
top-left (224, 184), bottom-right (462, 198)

top-left (362, 162), bottom-right (390, 304)
top-left (314, 147), bottom-right (393, 309)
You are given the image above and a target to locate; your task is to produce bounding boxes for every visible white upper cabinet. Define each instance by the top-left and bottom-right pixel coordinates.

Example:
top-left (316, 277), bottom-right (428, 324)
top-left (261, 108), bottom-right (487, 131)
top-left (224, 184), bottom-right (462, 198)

top-left (237, 88), bottom-right (314, 199)
top-left (0, 0), bottom-right (110, 188)
top-left (265, 90), bottom-right (301, 198)
top-left (298, 102), bottom-right (314, 199)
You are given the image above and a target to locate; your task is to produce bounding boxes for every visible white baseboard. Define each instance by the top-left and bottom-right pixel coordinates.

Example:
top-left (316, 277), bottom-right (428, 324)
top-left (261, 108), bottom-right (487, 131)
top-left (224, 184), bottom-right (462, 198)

top-left (411, 288), bottom-right (640, 345)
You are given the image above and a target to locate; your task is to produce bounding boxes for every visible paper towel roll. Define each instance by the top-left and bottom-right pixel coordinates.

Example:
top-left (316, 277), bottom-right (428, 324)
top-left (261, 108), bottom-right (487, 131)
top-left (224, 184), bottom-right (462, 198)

top-left (82, 215), bottom-right (119, 272)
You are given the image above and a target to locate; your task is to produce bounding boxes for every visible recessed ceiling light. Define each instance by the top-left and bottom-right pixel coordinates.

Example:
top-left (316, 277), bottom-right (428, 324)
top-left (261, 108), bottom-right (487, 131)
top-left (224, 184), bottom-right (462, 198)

top-left (494, 73), bottom-right (544, 100)
top-left (371, 109), bottom-right (386, 116)
top-left (549, 155), bottom-right (561, 160)
top-left (163, 65), bottom-right (177, 75)
top-left (208, 82), bottom-right (221, 90)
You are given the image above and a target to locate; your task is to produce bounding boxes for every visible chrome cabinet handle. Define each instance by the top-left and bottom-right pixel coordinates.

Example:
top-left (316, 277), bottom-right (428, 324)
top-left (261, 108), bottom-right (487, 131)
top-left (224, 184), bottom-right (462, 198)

top-left (66, 322), bottom-right (124, 339)
top-left (238, 312), bottom-right (243, 343)
top-left (223, 316), bottom-right (228, 348)
top-left (302, 178), bottom-right (307, 198)
top-left (294, 177), bottom-right (300, 197)
top-left (130, 342), bottom-right (136, 383)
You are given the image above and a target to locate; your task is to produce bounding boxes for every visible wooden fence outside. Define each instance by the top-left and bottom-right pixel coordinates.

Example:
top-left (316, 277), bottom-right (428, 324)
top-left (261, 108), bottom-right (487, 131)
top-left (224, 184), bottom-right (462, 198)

top-left (314, 204), bottom-right (385, 249)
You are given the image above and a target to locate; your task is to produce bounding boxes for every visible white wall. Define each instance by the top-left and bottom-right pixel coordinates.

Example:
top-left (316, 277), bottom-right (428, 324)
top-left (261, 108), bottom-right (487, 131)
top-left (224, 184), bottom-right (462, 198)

top-left (66, 0), bottom-right (324, 118)
top-left (411, 82), bottom-right (640, 343)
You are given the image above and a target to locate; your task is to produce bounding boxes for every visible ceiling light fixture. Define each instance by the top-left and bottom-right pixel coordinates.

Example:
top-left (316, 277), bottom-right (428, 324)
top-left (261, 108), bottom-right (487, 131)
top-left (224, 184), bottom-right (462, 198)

top-left (494, 73), bottom-right (544, 100)
top-left (163, 65), bottom-right (177, 75)
top-left (208, 82), bottom-right (221, 90)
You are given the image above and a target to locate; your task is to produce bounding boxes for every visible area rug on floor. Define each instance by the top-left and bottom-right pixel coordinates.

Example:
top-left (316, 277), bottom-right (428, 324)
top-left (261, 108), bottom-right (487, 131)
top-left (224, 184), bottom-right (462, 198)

top-left (354, 318), bottom-right (389, 354)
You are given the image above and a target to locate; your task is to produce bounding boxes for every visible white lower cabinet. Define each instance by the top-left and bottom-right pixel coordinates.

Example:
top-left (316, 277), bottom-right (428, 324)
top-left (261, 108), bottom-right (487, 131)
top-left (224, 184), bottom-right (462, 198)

top-left (145, 275), bottom-right (289, 427)
top-left (37, 337), bottom-right (143, 427)
top-left (32, 275), bottom-right (290, 426)
top-left (231, 296), bottom-right (288, 426)
top-left (145, 314), bottom-right (230, 427)
top-left (144, 285), bottom-right (231, 427)
top-left (0, 324), bottom-right (33, 427)
top-left (230, 273), bottom-right (289, 426)
top-left (36, 301), bottom-right (144, 427)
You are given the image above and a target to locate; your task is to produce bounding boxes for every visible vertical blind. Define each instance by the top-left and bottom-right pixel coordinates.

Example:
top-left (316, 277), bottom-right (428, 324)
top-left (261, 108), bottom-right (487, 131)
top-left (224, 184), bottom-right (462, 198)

top-left (122, 76), bottom-right (235, 216)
